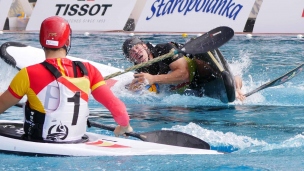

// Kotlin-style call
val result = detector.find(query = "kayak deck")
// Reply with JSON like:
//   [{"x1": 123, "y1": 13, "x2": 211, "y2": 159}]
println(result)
[{"x1": 0, "y1": 120, "x2": 222, "y2": 156}]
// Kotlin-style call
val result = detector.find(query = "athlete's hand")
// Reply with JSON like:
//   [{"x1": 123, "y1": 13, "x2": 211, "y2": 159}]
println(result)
[
  {"x1": 128, "y1": 73, "x2": 152, "y2": 92},
  {"x1": 235, "y1": 88, "x2": 246, "y2": 102},
  {"x1": 114, "y1": 124, "x2": 133, "y2": 137},
  {"x1": 234, "y1": 76, "x2": 245, "y2": 102},
  {"x1": 133, "y1": 72, "x2": 154, "y2": 85},
  {"x1": 127, "y1": 79, "x2": 146, "y2": 92}
]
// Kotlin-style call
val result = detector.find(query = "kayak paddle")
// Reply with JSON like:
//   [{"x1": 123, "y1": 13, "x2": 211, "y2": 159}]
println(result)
[
  {"x1": 245, "y1": 63, "x2": 304, "y2": 97},
  {"x1": 104, "y1": 26, "x2": 234, "y2": 80},
  {"x1": 89, "y1": 121, "x2": 210, "y2": 150}
]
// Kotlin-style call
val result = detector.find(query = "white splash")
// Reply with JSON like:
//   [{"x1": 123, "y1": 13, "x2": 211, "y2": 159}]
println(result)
[
  {"x1": 167, "y1": 122, "x2": 267, "y2": 149},
  {"x1": 250, "y1": 134, "x2": 304, "y2": 153}
]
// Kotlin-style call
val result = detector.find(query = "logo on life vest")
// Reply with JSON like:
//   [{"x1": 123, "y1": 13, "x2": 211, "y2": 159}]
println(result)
[{"x1": 46, "y1": 122, "x2": 69, "y2": 141}]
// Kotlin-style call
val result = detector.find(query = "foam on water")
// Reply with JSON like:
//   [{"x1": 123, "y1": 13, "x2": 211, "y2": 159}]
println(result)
[
  {"x1": 167, "y1": 122, "x2": 267, "y2": 153},
  {"x1": 167, "y1": 123, "x2": 304, "y2": 154},
  {"x1": 250, "y1": 134, "x2": 304, "y2": 153}
]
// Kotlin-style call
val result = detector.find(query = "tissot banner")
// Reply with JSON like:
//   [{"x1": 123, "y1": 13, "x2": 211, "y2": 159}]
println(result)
[
  {"x1": 26, "y1": 0, "x2": 137, "y2": 31},
  {"x1": 0, "y1": 0, "x2": 13, "y2": 30},
  {"x1": 135, "y1": 0, "x2": 256, "y2": 33},
  {"x1": 253, "y1": 0, "x2": 304, "y2": 33}
]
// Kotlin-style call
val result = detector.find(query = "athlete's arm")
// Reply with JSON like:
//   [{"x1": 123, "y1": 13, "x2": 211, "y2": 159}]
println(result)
[
  {"x1": 86, "y1": 63, "x2": 130, "y2": 127},
  {"x1": 0, "y1": 90, "x2": 20, "y2": 113},
  {"x1": 0, "y1": 69, "x2": 29, "y2": 113},
  {"x1": 133, "y1": 57, "x2": 190, "y2": 85},
  {"x1": 235, "y1": 75, "x2": 245, "y2": 101},
  {"x1": 92, "y1": 86, "x2": 130, "y2": 126},
  {"x1": 86, "y1": 62, "x2": 131, "y2": 128},
  {"x1": 92, "y1": 86, "x2": 133, "y2": 136}
]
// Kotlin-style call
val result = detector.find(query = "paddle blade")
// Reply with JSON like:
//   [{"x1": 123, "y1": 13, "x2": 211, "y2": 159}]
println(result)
[
  {"x1": 181, "y1": 26, "x2": 234, "y2": 55},
  {"x1": 245, "y1": 63, "x2": 304, "y2": 97},
  {"x1": 140, "y1": 130, "x2": 210, "y2": 150},
  {"x1": 89, "y1": 121, "x2": 210, "y2": 149}
]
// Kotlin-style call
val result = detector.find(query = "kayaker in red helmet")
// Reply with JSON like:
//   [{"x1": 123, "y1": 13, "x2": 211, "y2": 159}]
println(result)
[{"x1": 0, "y1": 16, "x2": 133, "y2": 142}]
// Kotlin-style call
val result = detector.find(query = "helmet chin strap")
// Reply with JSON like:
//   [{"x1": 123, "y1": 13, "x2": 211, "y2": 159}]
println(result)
[
  {"x1": 64, "y1": 45, "x2": 71, "y2": 55},
  {"x1": 65, "y1": 35, "x2": 71, "y2": 55}
]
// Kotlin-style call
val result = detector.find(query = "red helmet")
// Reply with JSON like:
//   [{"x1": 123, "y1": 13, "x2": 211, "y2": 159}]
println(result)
[{"x1": 39, "y1": 16, "x2": 71, "y2": 50}]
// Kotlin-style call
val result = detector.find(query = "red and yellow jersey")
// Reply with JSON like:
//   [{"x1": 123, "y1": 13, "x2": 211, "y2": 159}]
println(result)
[{"x1": 8, "y1": 58, "x2": 106, "y2": 113}]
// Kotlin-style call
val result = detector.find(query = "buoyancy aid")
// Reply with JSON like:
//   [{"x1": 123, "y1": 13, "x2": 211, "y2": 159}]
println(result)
[{"x1": 24, "y1": 61, "x2": 90, "y2": 142}]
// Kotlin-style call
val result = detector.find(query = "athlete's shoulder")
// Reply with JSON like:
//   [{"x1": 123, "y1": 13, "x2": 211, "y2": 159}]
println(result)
[
  {"x1": 15, "y1": 67, "x2": 29, "y2": 77},
  {"x1": 146, "y1": 42, "x2": 174, "y2": 51},
  {"x1": 81, "y1": 61, "x2": 99, "y2": 72},
  {"x1": 25, "y1": 63, "x2": 46, "y2": 73},
  {"x1": 80, "y1": 61, "x2": 103, "y2": 80},
  {"x1": 151, "y1": 42, "x2": 176, "y2": 57},
  {"x1": 155, "y1": 42, "x2": 176, "y2": 49}
]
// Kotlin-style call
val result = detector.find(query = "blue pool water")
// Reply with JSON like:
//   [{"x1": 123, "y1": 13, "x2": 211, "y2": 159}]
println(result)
[{"x1": 0, "y1": 32, "x2": 304, "y2": 170}]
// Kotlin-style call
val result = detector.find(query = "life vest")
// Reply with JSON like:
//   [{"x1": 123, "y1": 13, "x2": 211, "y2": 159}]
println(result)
[{"x1": 24, "y1": 61, "x2": 90, "y2": 142}]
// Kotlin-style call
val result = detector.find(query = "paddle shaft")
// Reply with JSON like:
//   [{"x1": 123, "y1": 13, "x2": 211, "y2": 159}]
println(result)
[
  {"x1": 104, "y1": 49, "x2": 176, "y2": 80},
  {"x1": 89, "y1": 121, "x2": 147, "y2": 141},
  {"x1": 245, "y1": 63, "x2": 304, "y2": 97}
]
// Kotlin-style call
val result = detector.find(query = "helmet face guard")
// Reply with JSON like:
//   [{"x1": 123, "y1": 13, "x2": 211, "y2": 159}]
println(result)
[
  {"x1": 122, "y1": 37, "x2": 143, "y2": 59},
  {"x1": 39, "y1": 16, "x2": 72, "y2": 54}
]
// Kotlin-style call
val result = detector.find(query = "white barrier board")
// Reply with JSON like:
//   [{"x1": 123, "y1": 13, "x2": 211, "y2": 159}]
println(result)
[
  {"x1": 0, "y1": 0, "x2": 13, "y2": 30},
  {"x1": 253, "y1": 0, "x2": 304, "y2": 33},
  {"x1": 26, "y1": 0, "x2": 137, "y2": 31},
  {"x1": 135, "y1": 0, "x2": 256, "y2": 33}
]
